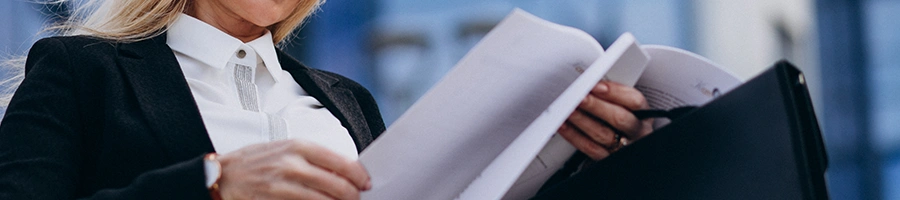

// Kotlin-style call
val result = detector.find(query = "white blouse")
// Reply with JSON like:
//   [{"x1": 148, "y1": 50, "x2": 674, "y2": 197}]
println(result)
[{"x1": 165, "y1": 14, "x2": 358, "y2": 160}]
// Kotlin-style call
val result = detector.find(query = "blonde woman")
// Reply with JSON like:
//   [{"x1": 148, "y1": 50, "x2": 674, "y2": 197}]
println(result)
[{"x1": 0, "y1": 0, "x2": 652, "y2": 199}]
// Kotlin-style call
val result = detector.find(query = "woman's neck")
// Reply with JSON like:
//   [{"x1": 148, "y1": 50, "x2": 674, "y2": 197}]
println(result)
[{"x1": 185, "y1": 1, "x2": 267, "y2": 43}]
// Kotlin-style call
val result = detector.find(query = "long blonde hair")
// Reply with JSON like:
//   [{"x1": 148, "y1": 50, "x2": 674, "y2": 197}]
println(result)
[{"x1": 0, "y1": 0, "x2": 323, "y2": 107}]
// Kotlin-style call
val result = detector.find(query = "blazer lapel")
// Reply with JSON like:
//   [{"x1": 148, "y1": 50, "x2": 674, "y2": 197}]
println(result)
[
  {"x1": 276, "y1": 50, "x2": 374, "y2": 152},
  {"x1": 116, "y1": 35, "x2": 214, "y2": 161}
]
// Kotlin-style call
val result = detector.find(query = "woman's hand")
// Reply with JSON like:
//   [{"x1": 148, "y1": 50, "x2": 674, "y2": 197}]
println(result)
[
  {"x1": 558, "y1": 81, "x2": 654, "y2": 160},
  {"x1": 216, "y1": 140, "x2": 371, "y2": 200}
]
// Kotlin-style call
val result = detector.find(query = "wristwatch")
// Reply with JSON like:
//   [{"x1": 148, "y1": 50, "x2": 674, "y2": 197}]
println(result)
[{"x1": 204, "y1": 153, "x2": 223, "y2": 200}]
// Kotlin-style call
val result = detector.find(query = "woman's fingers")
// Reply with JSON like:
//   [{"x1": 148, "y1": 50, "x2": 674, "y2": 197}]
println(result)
[
  {"x1": 267, "y1": 181, "x2": 336, "y2": 200},
  {"x1": 577, "y1": 91, "x2": 645, "y2": 140},
  {"x1": 560, "y1": 80, "x2": 654, "y2": 160},
  {"x1": 590, "y1": 81, "x2": 648, "y2": 111},
  {"x1": 282, "y1": 157, "x2": 361, "y2": 200},
  {"x1": 558, "y1": 122, "x2": 611, "y2": 160},
  {"x1": 290, "y1": 140, "x2": 372, "y2": 190},
  {"x1": 566, "y1": 110, "x2": 619, "y2": 148},
  {"x1": 217, "y1": 140, "x2": 372, "y2": 200}
]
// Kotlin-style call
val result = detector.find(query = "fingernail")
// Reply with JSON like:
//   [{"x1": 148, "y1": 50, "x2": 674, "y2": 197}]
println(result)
[
  {"x1": 595, "y1": 83, "x2": 609, "y2": 93},
  {"x1": 365, "y1": 181, "x2": 373, "y2": 190}
]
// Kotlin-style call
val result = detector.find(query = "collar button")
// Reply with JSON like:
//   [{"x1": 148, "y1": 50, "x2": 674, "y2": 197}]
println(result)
[{"x1": 236, "y1": 49, "x2": 247, "y2": 59}]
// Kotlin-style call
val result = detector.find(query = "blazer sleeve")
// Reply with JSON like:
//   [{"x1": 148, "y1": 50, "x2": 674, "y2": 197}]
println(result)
[{"x1": 0, "y1": 38, "x2": 212, "y2": 200}]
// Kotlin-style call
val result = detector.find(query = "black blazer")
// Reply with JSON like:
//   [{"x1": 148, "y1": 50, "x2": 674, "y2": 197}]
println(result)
[{"x1": 0, "y1": 35, "x2": 385, "y2": 199}]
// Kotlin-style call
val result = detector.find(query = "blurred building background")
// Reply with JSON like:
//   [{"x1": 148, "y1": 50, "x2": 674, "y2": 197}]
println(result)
[{"x1": 1, "y1": 0, "x2": 898, "y2": 199}]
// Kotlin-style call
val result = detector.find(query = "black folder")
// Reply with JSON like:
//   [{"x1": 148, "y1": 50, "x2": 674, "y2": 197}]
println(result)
[{"x1": 533, "y1": 61, "x2": 829, "y2": 199}]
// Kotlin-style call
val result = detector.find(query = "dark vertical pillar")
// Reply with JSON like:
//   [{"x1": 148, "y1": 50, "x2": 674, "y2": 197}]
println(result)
[{"x1": 815, "y1": 0, "x2": 879, "y2": 199}]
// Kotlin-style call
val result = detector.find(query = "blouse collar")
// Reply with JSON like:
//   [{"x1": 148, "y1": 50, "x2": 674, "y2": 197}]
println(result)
[{"x1": 166, "y1": 13, "x2": 284, "y2": 82}]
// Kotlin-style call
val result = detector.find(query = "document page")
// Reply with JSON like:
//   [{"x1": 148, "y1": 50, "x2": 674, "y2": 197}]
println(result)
[
  {"x1": 487, "y1": 33, "x2": 650, "y2": 200},
  {"x1": 635, "y1": 45, "x2": 743, "y2": 128},
  {"x1": 358, "y1": 9, "x2": 604, "y2": 200}
]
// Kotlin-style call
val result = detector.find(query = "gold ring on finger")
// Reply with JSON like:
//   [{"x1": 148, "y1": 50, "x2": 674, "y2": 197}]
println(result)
[{"x1": 610, "y1": 134, "x2": 623, "y2": 152}]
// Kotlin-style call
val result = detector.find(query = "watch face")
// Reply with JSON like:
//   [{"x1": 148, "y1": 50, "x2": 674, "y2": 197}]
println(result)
[{"x1": 204, "y1": 154, "x2": 222, "y2": 188}]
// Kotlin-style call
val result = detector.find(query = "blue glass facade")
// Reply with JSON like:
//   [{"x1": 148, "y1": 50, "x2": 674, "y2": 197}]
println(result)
[
  {"x1": 2, "y1": 0, "x2": 899, "y2": 199},
  {"x1": 864, "y1": 0, "x2": 900, "y2": 199},
  {"x1": 0, "y1": 1, "x2": 47, "y2": 56}
]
